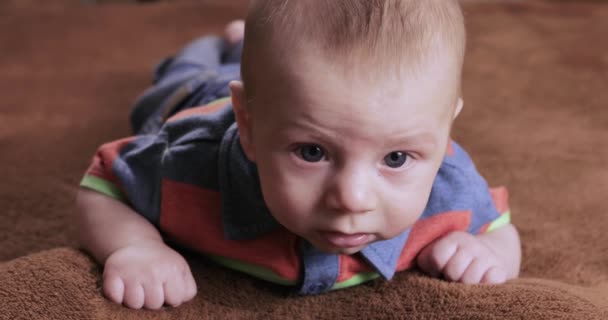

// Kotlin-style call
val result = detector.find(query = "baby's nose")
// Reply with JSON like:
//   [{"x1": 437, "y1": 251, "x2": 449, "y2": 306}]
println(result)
[{"x1": 324, "y1": 168, "x2": 376, "y2": 214}]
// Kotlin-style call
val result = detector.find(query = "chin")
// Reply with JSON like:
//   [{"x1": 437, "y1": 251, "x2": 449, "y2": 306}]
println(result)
[
  {"x1": 336, "y1": 246, "x2": 366, "y2": 255},
  {"x1": 312, "y1": 242, "x2": 367, "y2": 255}
]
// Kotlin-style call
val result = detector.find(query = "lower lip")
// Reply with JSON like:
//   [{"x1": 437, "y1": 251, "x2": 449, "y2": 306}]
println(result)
[{"x1": 321, "y1": 232, "x2": 371, "y2": 248}]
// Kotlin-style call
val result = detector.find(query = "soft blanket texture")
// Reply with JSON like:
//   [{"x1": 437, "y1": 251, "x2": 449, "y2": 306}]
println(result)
[{"x1": 0, "y1": 0, "x2": 607, "y2": 319}]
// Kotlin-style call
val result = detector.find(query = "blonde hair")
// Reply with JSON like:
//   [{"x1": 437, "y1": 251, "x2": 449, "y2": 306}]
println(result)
[{"x1": 242, "y1": 0, "x2": 466, "y2": 99}]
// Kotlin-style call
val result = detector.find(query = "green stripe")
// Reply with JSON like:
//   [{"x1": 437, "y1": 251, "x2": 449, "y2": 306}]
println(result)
[
  {"x1": 205, "y1": 254, "x2": 297, "y2": 286},
  {"x1": 209, "y1": 96, "x2": 231, "y2": 105},
  {"x1": 332, "y1": 272, "x2": 381, "y2": 290},
  {"x1": 80, "y1": 175, "x2": 127, "y2": 202},
  {"x1": 205, "y1": 254, "x2": 382, "y2": 290},
  {"x1": 487, "y1": 210, "x2": 511, "y2": 232}
]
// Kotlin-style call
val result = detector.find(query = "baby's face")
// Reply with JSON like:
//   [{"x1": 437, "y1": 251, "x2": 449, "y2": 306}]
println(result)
[{"x1": 234, "y1": 53, "x2": 461, "y2": 254}]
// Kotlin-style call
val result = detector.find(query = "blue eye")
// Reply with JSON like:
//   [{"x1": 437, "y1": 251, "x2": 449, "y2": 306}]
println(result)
[
  {"x1": 297, "y1": 145, "x2": 326, "y2": 162},
  {"x1": 384, "y1": 151, "x2": 408, "y2": 168}
]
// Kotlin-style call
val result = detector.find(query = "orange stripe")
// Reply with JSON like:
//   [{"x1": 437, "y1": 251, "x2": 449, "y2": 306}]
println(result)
[
  {"x1": 167, "y1": 99, "x2": 231, "y2": 123},
  {"x1": 396, "y1": 210, "x2": 471, "y2": 271},
  {"x1": 489, "y1": 186, "x2": 509, "y2": 214}
]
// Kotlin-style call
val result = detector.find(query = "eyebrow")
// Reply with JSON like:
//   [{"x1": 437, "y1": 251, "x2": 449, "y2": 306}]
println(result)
[
  {"x1": 385, "y1": 131, "x2": 438, "y2": 149},
  {"x1": 280, "y1": 117, "x2": 439, "y2": 150},
  {"x1": 279, "y1": 118, "x2": 334, "y2": 141}
]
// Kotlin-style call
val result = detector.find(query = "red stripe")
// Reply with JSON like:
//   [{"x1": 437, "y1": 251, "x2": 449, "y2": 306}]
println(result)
[
  {"x1": 446, "y1": 139, "x2": 455, "y2": 156},
  {"x1": 337, "y1": 254, "x2": 373, "y2": 282},
  {"x1": 159, "y1": 180, "x2": 301, "y2": 281},
  {"x1": 396, "y1": 210, "x2": 471, "y2": 271},
  {"x1": 85, "y1": 137, "x2": 137, "y2": 195}
]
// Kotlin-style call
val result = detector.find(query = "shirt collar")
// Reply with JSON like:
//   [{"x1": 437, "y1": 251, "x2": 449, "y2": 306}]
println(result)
[
  {"x1": 218, "y1": 123, "x2": 280, "y2": 240},
  {"x1": 359, "y1": 229, "x2": 410, "y2": 280}
]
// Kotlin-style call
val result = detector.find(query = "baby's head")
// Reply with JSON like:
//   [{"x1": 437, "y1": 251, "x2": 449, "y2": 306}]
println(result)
[{"x1": 230, "y1": 0, "x2": 466, "y2": 254}]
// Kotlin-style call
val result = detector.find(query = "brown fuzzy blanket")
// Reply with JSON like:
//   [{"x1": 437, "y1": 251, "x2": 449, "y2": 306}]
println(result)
[{"x1": 1, "y1": 0, "x2": 607, "y2": 319}]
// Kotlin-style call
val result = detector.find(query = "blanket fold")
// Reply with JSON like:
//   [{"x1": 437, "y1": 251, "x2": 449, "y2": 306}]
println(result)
[
  {"x1": 1, "y1": 0, "x2": 607, "y2": 318},
  {"x1": 0, "y1": 248, "x2": 606, "y2": 320}
]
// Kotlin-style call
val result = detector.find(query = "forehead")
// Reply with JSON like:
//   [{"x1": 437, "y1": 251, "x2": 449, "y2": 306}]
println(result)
[{"x1": 251, "y1": 51, "x2": 459, "y2": 136}]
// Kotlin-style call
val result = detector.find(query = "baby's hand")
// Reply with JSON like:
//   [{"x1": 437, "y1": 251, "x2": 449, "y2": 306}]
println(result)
[
  {"x1": 102, "y1": 241, "x2": 197, "y2": 309},
  {"x1": 416, "y1": 231, "x2": 508, "y2": 284}
]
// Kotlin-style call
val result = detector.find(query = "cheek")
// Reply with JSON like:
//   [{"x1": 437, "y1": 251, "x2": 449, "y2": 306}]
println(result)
[
  {"x1": 380, "y1": 165, "x2": 438, "y2": 235},
  {"x1": 381, "y1": 195, "x2": 426, "y2": 237},
  {"x1": 255, "y1": 154, "x2": 323, "y2": 228}
]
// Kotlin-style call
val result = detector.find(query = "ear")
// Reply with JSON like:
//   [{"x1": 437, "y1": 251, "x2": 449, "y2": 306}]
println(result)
[
  {"x1": 229, "y1": 80, "x2": 256, "y2": 162},
  {"x1": 453, "y1": 97, "x2": 464, "y2": 120}
]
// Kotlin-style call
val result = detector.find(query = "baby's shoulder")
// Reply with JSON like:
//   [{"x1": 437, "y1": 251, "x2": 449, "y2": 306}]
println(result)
[
  {"x1": 441, "y1": 140, "x2": 476, "y2": 170},
  {"x1": 423, "y1": 140, "x2": 492, "y2": 215},
  {"x1": 159, "y1": 97, "x2": 235, "y2": 146},
  {"x1": 435, "y1": 140, "x2": 486, "y2": 189}
]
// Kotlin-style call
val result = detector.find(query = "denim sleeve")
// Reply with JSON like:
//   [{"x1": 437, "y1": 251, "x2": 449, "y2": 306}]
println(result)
[
  {"x1": 130, "y1": 36, "x2": 241, "y2": 135},
  {"x1": 79, "y1": 132, "x2": 169, "y2": 225},
  {"x1": 421, "y1": 141, "x2": 503, "y2": 234},
  {"x1": 81, "y1": 103, "x2": 235, "y2": 226}
]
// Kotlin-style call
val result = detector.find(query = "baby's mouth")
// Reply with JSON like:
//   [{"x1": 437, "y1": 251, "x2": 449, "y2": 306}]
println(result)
[{"x1": 320, "y1": 231, "x2": 372, "y2": 248}]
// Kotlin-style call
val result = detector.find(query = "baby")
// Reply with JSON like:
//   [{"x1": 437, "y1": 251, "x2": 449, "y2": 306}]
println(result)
[{"x1": 76, "y1": 0, "x2": 521, "y2": 310}]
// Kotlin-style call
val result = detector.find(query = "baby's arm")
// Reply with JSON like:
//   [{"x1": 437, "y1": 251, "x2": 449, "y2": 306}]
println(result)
[
  {"x1": 415, "y1": 141, "x2": 521, "y2": 284},
  {"x1": 416, "y1": 224, "x2": 521, "y2": 284},
  {"x1": 76, "y1": 188, "x2": 197, "y2": 309}
]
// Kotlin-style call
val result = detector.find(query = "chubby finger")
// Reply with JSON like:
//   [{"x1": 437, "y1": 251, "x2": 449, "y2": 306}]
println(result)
[
  {"x1": 481, "y1": 266, "x2": 507, "y2": 284},
  {"x1": 459, "y1": 258, "x2": 489, "y2": 284},
  {"x1": 103, "y1": 273, "x2": 125, "y2": 304},
  {"x1": 123, "y1": 280, "x2": 145, "y2": 309},
  {"x1": 184, "y1": 271, "x2": 198, "y2": 301},
  {"x1": 163, "y1": 279, "x2": 184, "y2": 307},
  {"x1": 442, "y1": 248, "x2": 474, "y2": 282},
  {"x1": 142, "y1": 281, "x2": 165, "y2": 310},
  {"x1": 416, "y1": 239, "x2": 458, "y2": 277}
]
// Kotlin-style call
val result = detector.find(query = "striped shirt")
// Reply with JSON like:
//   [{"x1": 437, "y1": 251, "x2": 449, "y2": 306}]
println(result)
[{"x1": 81, "y1": 98, "x2": 510, "y2": 295}]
